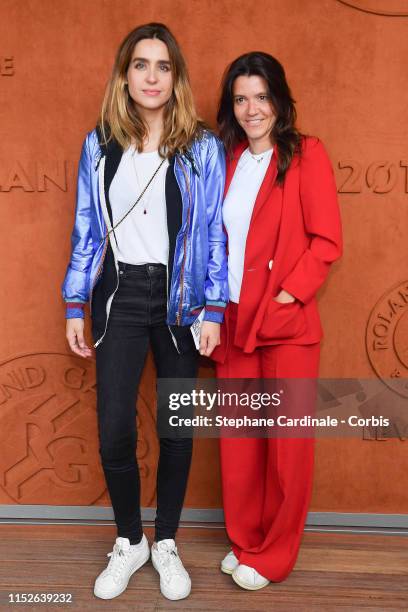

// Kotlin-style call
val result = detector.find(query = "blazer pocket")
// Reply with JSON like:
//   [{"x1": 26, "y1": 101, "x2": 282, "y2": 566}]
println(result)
[{"x1": 257, "y1": 299, "x2": 307, "y2": 341}]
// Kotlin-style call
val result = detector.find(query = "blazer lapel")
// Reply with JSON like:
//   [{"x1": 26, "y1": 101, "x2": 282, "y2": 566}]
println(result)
[{"x1": 250, "y1": 150, "x2": 278, "y2": 224}]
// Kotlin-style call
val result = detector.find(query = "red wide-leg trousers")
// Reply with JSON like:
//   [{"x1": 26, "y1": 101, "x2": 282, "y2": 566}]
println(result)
[{"x1": 216, "y1": 304, "x2": 320, "y2": 582}]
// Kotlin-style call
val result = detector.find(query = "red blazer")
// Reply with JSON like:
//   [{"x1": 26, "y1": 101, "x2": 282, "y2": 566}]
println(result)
[{"x1": 212, "y1": 136, "x2": 342, "y2": 363}]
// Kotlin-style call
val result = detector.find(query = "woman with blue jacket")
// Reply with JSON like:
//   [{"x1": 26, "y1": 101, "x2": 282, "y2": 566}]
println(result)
[{"x1": 62, "y1": 23, "x2": 227, "y2": 602}]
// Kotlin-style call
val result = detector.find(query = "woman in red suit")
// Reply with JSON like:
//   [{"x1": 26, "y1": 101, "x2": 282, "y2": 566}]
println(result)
[{"x1": 213, "y1": 52, "x2": 342, "y2": 589}]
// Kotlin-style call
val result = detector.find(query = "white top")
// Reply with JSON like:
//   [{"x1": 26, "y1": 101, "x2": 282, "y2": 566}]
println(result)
[
  {"x1": 223, "y1": 147, "x2": 273, "y2": 303},
  {"x1": 109, "y1": 146, "x2": 170, "y2": 265}
]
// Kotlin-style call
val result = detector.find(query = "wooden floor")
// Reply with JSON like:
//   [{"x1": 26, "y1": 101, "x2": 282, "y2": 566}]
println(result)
[{"x1": 0, "y1": 524, "x2": 407, "y2": 611}]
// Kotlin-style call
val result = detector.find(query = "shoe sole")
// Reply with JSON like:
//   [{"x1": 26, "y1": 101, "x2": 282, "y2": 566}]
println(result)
[
  {"x1": 94, "y1": 547, "x2": 150, "y2": 600},
  {"x1": 220, "y1": 564, "x2": 236, "y2": 575},
  {"x1": 232, "y1": 571, "x2": 270, "y2": 591},
  {"x1": 151, "y1": 555, "x2": 191, "y2": 601}
]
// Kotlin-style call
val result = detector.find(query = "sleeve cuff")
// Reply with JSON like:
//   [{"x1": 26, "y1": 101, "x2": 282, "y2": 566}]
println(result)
[
  {"x1": 66, "y1": 302, "x2": 85, "y2": 319},
  {"x1": 203, "y1": 302, "x2": 226, "y2": 324}
]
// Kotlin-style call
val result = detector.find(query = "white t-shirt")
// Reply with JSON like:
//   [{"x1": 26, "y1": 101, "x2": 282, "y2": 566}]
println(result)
[
  {"x1": 223, "y1": 147, "x2": 273, "y2": 303},
  {"x1": 109, "y1": 146, "x2": 169, "y2": 265}
]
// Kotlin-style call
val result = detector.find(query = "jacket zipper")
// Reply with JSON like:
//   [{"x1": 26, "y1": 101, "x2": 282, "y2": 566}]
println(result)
[
  {"x1": 166, "y1": 262, "x2": 180, "y2": 354},
  {"x1": 176, "y1": 157, "x2": 193, "y2": 325},
  {"x1": 93, "y1": 156, "x2": 120, "y2": 348},
  {"x1": 89, "y1": 151, "x2": 107, "y2": 314},
  {"x1": 89, "y1": 234, "x2": 108, "y2": 314}
]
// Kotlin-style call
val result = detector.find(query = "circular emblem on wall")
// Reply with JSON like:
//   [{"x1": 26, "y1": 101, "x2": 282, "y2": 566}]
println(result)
[
  {"x1": 337, "y1": 1, "x2": 408, "y2": 16},
  {"x1": 0, "y1": 353, "x2": 158, "y2": 505},
  {"x1": 366, "y1": 281, "x2": 408, "y2": 397}
]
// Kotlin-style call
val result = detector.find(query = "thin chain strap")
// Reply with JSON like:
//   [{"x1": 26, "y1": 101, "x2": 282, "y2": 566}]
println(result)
[{"x1": 103, "y1": 158, "x2": 166, "y2": 241}]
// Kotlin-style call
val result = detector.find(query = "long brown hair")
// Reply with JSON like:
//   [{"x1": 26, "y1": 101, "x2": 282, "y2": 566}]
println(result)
[
  {"x1": 100, "y1": 23, "x2": 203, "y2": 156},
  {"x1": 217, "y1": 52, "x2": 302, "y2": 183}
]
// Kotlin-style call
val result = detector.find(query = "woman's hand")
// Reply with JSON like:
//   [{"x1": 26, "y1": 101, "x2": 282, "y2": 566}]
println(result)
[
  {"x1": 66, "y1": 318, "x2": 93, "y2": 358},
  {"x1": 199, "y1": 321, "x2": 221, "y2": 357},
  {"x1": 273, "y1": 289, "x2": 296, "y2": 304}
]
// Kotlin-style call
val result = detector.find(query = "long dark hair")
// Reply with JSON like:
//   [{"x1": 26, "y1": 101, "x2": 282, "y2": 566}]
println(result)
[{"x1": 217, "y1": 52, "x2": 302, "y2": 183}]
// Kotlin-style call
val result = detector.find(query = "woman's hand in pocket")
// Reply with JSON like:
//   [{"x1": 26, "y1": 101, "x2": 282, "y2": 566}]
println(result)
[
  {"x1": 258, "y1": 289, "x2": 305, "y2": 340},
  {"x1": 273, "y1": 289, "x2": 296, "y2": 304}
]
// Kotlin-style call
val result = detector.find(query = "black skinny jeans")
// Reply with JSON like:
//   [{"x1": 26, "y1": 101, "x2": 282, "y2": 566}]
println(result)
[{"x1": 94, "y1": 262, "x2": 198, "y2": 544}]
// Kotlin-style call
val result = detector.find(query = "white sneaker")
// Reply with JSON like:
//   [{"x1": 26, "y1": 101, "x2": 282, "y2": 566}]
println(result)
[
  {"x1": 94, "y1": 535, "x2": 150, "y2": 599},
  {"x1": 232, "y1": 564, "x2": 270, "y2": 590},
  {"x1": 221, "y1": 550, "x2": 239, "y2": 574},
  {"x1": 151, "y1": 539, "x2": 191, "y2": 600}
]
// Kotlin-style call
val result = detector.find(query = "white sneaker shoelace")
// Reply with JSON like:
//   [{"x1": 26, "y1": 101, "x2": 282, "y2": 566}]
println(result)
[
  {"x1": 155, "y1": 541, "x2": 185, "y2": 583},
  {"x1": 105, "y1": 541, "x2": 132, "y2": 583}
]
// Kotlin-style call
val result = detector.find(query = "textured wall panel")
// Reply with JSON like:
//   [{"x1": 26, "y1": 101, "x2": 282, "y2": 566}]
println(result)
[{"x1": 0, "y1": 0, "x2": 406, "y2": 513}]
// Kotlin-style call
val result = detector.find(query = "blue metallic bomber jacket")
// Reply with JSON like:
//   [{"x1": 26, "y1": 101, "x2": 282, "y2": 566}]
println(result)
[{"x1": 62, "y1": 128, "x2": 228, "y2": 345}]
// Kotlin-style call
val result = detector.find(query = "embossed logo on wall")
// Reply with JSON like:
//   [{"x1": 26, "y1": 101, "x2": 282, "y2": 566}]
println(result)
[
  {"x1": 0, "y1": 353, "x2": 158, "y2": 505},
  {"x1": 366, "y1": 281, "x2": 408, "y2": 397},
  {"x1": 0, "y1": 56, "x2": 14, "y2": 76},
  {"x1": 337, "y1": 1, "x2": 408, "y2": 17},
  {"x1": 338, "y1": 160, "x2": 408, "y2": 193},
  {"x1": 0, "y1": 162, "x2": 68, "y2": 192}
]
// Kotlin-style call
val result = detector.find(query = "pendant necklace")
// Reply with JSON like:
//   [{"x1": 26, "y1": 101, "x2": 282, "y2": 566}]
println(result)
[
  {"x1": 249, "y1": 152, "x2": 265, "y2": 164},
  {"x1": 132, "y1": 149, "x2": 164, "y2": 215},
  {"x1": 249, "y1": 148, "x2": 272, "y2": 164},
  {"x1": 250, "y1": 152, "x2": 265, "y2": 164}
]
